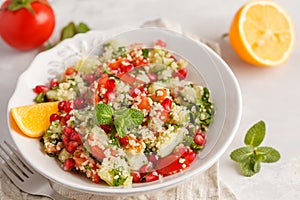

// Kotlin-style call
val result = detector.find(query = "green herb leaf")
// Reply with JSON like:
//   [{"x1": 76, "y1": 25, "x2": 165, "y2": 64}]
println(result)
[
  {"x1": 76, "y1": 22, "x2": 90, "y2": 33},
  {"x1": 253, "y1": 160, "x2": 261, "y2": 173},
  {"x1": 60, "y1": 22, "x2": 77, "y2": 41},
  {"x1": 240, "y1": 155, "x2": 256, "y2": 177},
  {"x1": 114, "y1": 108, "x2": 144, "y2": 137},
  {"x1": 230, "y1": 120, "x2": 281, "y2": 177},
  {"x1": 230, "y1": 146, "x2": 254, "y2": 163},
  {"x1": 94, "y1": 103, "x2": 114, "y2": 125},
  {"x1": 142, "y1": 49, "x2": 149, "y2": 58},
  {"x1": 244, "y1": 120, "x2": 266, "y2": 147},
  {"x1": 256, "y1": 146, "x2": 281, "y2": 163}
]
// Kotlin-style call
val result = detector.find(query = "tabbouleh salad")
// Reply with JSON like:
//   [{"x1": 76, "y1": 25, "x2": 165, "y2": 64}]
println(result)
[{"x1": 34, "y1": 39, "x2": 214, "y2": 186}]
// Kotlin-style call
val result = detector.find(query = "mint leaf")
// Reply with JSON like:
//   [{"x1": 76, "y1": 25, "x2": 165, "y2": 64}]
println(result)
[
  {"x1": 95, "y1": 104, "x2": 114, "y2": 125},
  {"x1": 230, "y1": 146, "x2": 254, "y2": 162},
  {"x1": 244, "y1": 120, "x2": 265, "y2": 147},
  {"x1": 256, "y1": 146, "x2": 281, "y2": 163},
  {"x1": 230, "y1": 120, "x2": 281, "y2": 177},
  {"x1": 253, "y1": 160, "x2": 261, "y2": 173},
  {"x1": 240, "y1": 155, "x2": 256, "y2": 177},
  {"x1": 114, "y1": 108, "x2": 144, "y2": 137}
]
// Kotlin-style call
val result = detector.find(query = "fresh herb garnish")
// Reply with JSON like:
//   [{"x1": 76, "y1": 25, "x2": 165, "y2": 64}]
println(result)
[
  {"x1": 44, "y1": 22, "x2": 90, "y2": 50},
  {"x1": 230, "y1": 120, "x2": 280, "y2": 177},
  {"x1": 142, "y1": 48, "x2": 149, "y2": 58},
  {"x1": 94, "y1": 104, "x2": 144, "y2": 137},
  {"x1": 95, "y1": 103, "x2": 114, "y2": 125}
]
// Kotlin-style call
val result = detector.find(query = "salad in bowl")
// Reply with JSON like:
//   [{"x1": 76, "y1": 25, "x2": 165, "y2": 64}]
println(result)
[{"x1": 37, "y1": 39, "x2": 214, "y2": 186}]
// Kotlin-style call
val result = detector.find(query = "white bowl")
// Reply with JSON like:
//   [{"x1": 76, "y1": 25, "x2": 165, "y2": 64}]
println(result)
[{"x1": 7, "y1": 28, "x2": 242, "y2": 195}]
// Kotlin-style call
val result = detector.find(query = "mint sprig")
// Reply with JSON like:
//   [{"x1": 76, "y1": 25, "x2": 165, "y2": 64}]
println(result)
[
  {"x1": 94, "y1": 103, "x2": 144, "y2": 137},
  {"x1": 230, "y1": 120, "x2": 280, "y2": 177}
]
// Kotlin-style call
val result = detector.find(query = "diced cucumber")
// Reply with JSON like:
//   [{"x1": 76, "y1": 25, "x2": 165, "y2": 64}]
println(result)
[
  {"x1": 46, "y1": 90, "x2": 58, "y2": 101},
  {"x1": 58, "y1": 148, "x2": 71, "y2": 163},
  {"x1": 126, "y1": 151, "x2": 148, "y2": 171},
  {"x1": 157, "y1": 127, "x2": 187, "y2": 157}
]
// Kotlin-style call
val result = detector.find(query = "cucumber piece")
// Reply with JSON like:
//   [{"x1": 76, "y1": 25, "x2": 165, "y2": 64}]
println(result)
[
  {"x1": 157, "y1": 127, "x2": 187, "y2": 157},
  {"x1": 58, "y1": 148, "x2": 71, "y2": 163}
]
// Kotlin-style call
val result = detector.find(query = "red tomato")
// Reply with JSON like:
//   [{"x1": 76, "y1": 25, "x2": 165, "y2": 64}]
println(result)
[{"x1": 0, "y1": 0, "x2": 55, "y2": 50}]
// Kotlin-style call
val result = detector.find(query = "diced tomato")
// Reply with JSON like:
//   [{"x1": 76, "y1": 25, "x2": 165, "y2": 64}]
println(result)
[
  {"x1": 137, "y1": 95, "x2": 151, "y2": 111},
  {"x1": 139, "y1": 163, "x2": 153, "y2": 177},
  {"x1": 94, "y1": 75, "x2": 109, "y2": 104},
  {"x1": 151, "y1": 88, "x2": 168, "y2": 102},
  {"x1": 65, "y1": 67, "x2": 77, "y2": 76},
  {"x1": 156, "y1": 152, "x2": 188, "y2": 176}
]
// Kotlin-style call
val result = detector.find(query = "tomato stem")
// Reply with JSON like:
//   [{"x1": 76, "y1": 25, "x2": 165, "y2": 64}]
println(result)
[{"x1": 7, "y1": 0, "x2": 37, "y2": 14}]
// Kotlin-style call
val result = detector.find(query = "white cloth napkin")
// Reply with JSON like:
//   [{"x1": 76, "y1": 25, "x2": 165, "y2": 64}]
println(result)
[{"x1": 0, "y1": 19, "x2": 237, "y2": 200}]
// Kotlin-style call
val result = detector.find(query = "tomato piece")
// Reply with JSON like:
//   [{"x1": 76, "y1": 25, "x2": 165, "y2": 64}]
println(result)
[
  {"x1": 156, "y1": 153, "x2": 188, "y2": 176},
  {"x1": 65, "y1": 67, "x2": 77, "y2": 76},
  {"x1": 137, "y1": 95, "x2": 151, "y2": 111},
  {"x1": 94, "y1": 75, "x2": 109, "y2": 103},
  {"x1": 151, "y1": 88, "x2": 168, "y2": 102},
  {"x1": 0, "y1": 0, "x2": 55, "y2": 50}
]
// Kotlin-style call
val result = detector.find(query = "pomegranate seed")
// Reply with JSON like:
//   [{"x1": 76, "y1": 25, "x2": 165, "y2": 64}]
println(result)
[
  {"x1": 139, "y1": 163, "x2": 153, "y2": 176},
  {"x1": 64, "y1": 114, "x2": 73, "y2": 122},
  {"x1": 161, "y1": 98, "x2": 172, "y2": 112},
  {"x1": 148, "y1": 153, "x2": 159, "y2": 165},
  {"x1": 50, "y1": 79, "x2": 59, "y2": 89},
  {"x1": 33, "y1": 85, "x2": 48, "y2": 94},
  {"x1": 144, "y1": 171, "x2": 159, "y2": 182},
  {"x1": 70, "y1": 131, "x2": 82, "y2": 144},
  {"x1": 64, "y1": 101, "x2": 73, "y2": 113},
  {"x1": 100, "y1": 124, "x2": 112, "y2": 133},
  {"x1": 65, "y1": 141, "x2": 78, "y2": 153},
  {"x1": 58, "y1": 100, "x2": 67, "y2": 111},
  {"x1": 63, "y1": 158, "x2": 76, "y2": 171},
  {"x1": 50, "y1": 114, "x2": 60, "y2": 123},
  {"x1": 63, "y1": 127, "x2": 75, "y2": 137},
  {"x1": 170, "y1": 55, "x2": 177, "y2": 62},
  {"x1": 194, "y1": 133, "x2": 206, "y2": 146},
  {"x1": 118, "y1": 135, "x2": 129, "y2": 146},
  {"x1": 132, "y1": 171, "x2": 141, "y2": 183},
  {"x1": 74, "y1": 97, "x2": 85, "y2": 109},
  {"x1": 62, "y1": 134, "x2": 70, "y2": 146},
  {"x1": 178, "y1": 68, "x2": 187, "y2": 79},
  {"x1": 86, "y1": 74, "x2": 95, "y2": 85}
]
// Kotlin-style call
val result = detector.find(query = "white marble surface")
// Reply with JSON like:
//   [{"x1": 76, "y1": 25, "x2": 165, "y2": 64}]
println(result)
[{"x1": 0, "y1": 0, "x2": 299, "y2": 199}]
